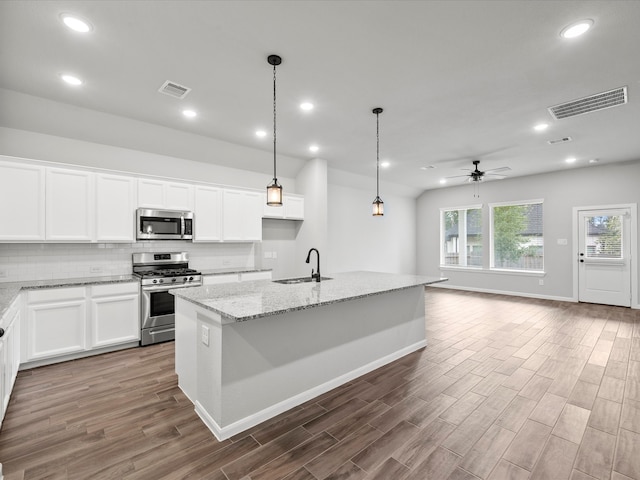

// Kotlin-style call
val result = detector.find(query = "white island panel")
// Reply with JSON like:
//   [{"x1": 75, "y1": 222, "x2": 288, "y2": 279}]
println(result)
[{"x1": 173, "y1": 271, "x2": 446, "y2": 440}]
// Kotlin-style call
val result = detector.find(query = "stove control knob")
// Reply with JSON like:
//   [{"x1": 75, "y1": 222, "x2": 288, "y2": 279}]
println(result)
[
  {"x1": 159, "y1": 279, "x2": 164, "y2": 284},
  {"x1": 152, "y1": 279, "x2": 157, "y2": 284},
  {"x1": 171, "y1": 278, "x2": 177, "y2": 283},
  {"x1": 189, "y1": 276, "x2": 194, "y2": 281},
  {"x1": 183, "y1": 277, "x2": 188, "y2": 282}
]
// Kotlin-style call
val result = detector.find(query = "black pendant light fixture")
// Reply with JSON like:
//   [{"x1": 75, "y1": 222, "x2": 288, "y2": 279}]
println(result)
[
  {"x1": 266, "y1": 54, "x2": 283, "y2": 206},
  {"x1": 372, "y1": 107, "x2": 384, "y2": 216}
]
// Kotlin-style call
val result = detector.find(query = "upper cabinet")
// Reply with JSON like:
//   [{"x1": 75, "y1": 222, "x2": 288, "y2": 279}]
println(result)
[
  {"x1": 0, "y1": 160, "x2": 46, "y2": 241},
  {"x1": 263, "y1": 194, "x2": 305, "y2": 220},
  {"x1": 0, "y1": 157, "x2": 302, "y2": 244},
  {"x1": 95, "y1": 173, "x2": 137, "y2": 242},
  {"x1": 46, "y1": 168, "x2": 94, "y2": 242},
  {"x1": 223, "y1": 189, "x2": 262, "y2": 241},
  {"x1": 138, "y1": 178, "x2": 193, "y2": 210},
  {"x1": 194, "y1": 185, "x2": 222, "y2": 242}
]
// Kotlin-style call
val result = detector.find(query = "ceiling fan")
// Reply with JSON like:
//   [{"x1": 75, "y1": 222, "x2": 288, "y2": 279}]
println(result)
[{"x1": 446, "y1": 160, "x2": 511, "y2": 183}]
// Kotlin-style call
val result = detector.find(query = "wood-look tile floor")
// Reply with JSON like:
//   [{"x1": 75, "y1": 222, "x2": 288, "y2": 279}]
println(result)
[{"x1": 1, "y1": 288, "x2": 639, "y2": 480}]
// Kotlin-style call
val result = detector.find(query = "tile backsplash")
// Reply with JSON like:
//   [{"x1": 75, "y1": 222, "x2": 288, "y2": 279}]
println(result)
[{"x1": 0, "y1": 242, "x2": 255, "y2": 283}]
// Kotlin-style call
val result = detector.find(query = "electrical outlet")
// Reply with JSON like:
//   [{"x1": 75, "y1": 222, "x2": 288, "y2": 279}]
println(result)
[
  {"x1": 0, "y1": 269, "x2": 7, "y2": 278},
  {"x1": 264, "y1": 252, "x2": 273, "y2": 259},
  {"x1": 539, "y1": 279, "x2": 544, "y2": 286},
  {"x1": 201, "y1": 325, "x2": 209, "y2": 346},
  {"x1": 90, "y1": 266, "x2": 103, "y2": 274}
]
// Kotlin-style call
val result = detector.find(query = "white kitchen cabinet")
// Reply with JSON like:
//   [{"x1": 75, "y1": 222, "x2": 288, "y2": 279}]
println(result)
[
  {"x1": 138, "y1": 178, "x2": 194, "y2": 210},
  {"x1": 26, "y1": 287, "x2": 87, "y2": 361},
  {"x1": 0, "y1": 159, "x2": 46, "y2": 241},
  {"x1": 95, "y1": 173, "x2": 137, "y2": 242},
  {"x1": 284, "y1": 196, "x2": 305, "y2": 220},
  {"x1": 46, "y1": 168, "x2": 94, "y2": 241},
  {"x1": 23, "y1": 283, "x2": 140, "y2": 366},
  {"x1": 262, "y1": 194, "x2": 304, "y2": 220},
  {"x1": 89, "y1": 283, "x2": 139, "y2": 348},
  {"x1": 0, "y1": 295, "x2": 21, "y2": 427},
  {"x1": 223, "y1": 189, "x2": 262, "y2": 241},
  {"x1": 194, "y1": 185, "x2": 222, "y2": 242}
]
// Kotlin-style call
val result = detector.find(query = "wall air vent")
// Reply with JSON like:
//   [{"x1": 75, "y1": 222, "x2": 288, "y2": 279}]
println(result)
[
  {"x1": 548, "y1": 86, "x2": 627, "y2": 120},
  {"x1": 547, "y1": 136, "x2": 572, "y2": 145},
  {"x1": 158, "y1": 80, "x2": 191, "y2": 99}
]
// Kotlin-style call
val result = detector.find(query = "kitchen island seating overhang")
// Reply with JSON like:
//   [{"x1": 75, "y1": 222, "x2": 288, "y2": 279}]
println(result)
[{"x1": 172, "y1": 271, "x2": 446, "y2": 440}]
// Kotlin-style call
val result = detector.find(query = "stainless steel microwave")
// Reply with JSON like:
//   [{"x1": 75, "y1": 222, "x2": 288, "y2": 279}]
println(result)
[{"x1": 136, "y1": 209, "x2": 193, "y2": 240}]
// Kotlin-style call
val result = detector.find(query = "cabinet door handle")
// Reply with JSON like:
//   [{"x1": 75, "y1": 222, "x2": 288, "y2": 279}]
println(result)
[{"x1": 0, "y1": 328, "x2": 4, "y2": 338}]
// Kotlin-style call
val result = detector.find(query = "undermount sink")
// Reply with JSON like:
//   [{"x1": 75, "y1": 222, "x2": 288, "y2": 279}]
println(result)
[{"x1": 273, "y1": 276, "x2": 332, "y2": 285}]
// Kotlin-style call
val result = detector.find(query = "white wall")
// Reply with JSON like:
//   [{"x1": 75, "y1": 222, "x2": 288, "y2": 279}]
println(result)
[
  {"x1": 417, "y1": 160, "x2": 640, "y2": 305},
  {"x1": 327, "y1": 180, "x2": 418, "y2": 275}
]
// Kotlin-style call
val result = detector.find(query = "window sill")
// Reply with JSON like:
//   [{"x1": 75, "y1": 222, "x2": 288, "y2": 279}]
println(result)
[{"x1": 440, "y1": 266, "x2": 546, "y2": 277}]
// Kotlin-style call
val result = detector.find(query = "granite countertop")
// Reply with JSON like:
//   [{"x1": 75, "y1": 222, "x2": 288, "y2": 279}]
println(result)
[
  {"x1": 172, "y1": 271, "x2": 447, "y2": 322},
  {"x1": 200, "y1": 268, "x2": 272, "y2": 276},
  {"x1": 0, "y1": 275, "x2": 137, "y2": 319}
]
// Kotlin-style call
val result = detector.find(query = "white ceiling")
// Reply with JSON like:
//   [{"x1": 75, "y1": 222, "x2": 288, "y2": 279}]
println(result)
[{"x1": 1, "y1": 0, "x2": 640, "y2": 193}]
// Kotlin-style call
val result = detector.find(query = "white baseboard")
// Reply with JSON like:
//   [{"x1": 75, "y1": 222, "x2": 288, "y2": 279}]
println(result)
[
  {"x1": 195, "y1": 339, "x2": 427, "y2": 441},
  {"x1": 429, "y1": 282, "x2": 576, "y2": 303}
]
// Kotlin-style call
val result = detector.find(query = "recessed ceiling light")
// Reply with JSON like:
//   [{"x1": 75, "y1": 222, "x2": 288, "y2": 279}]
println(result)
[
  {"x1": 182, "y1": 109, "x2": 197, "y2": 118},
  {"x1": 300, "y1": 102, "x2": 314, "y2": 111},
  {"x1": 565, "y1": 157, "x2": 577, "y2": 164},
  {"x1": 589, "y1": 158, "x2": 599, "y2": 164},
  {"x1": 560, "y1": 19, "x2": 593, "y2": 39},
  {"x1": 380, "y1": 161, "x2": 390, "y2": 168},
  {"x1": 439, "y1": 179, "x2": 447, "y2": 185},
  {"x1": 61, "y1": 14, "x2": 92, "y2": 33},
  {"x1": 60, "y1": 74, "x2": 83, "y2": 86},
  {"x1": 255, "y1": 130, "x2": 267, "y2": 138},
  {"x1": 534, "y1": 123, "x2": 549, "y2": 131},
  {"x1": 309, "y1": 145, "x2": 319, "y2": 153}
]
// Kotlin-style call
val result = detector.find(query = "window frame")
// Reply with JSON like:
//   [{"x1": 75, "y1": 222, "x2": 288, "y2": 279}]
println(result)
[
  {"x1": 439, "y1": 203, "x2": 483, "y2": 269},
  {"x1": 489, "y1": 199, "x2": 544, "y2": 273}
]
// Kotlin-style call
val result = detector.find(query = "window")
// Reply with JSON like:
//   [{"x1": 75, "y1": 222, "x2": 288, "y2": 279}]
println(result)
[
  {"x1": 585, "y1": 215, "x2": 623, "y2": 258},
  {"x1": 490, "y1": 200, "x2": 543, "y2": 271},
  {"x1": 440, "y1": 205, "x2": 482, "y2": 267}
]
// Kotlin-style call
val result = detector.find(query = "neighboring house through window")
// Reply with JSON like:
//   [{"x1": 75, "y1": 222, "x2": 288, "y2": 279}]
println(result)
[{"x1": 440, "y1": 205, "x2": 482, "y2": 267}]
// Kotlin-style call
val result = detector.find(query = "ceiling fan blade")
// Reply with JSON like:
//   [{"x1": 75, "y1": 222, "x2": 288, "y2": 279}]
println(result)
[
  {"x1": 485, "y1": 173, "x2": 508, "y2": 179},
  {"x1": 484, "y1": 166, "x2": 511, "y2": 174},
  {"x1": 445, "y1": 174, "x2": 472, "y2": 179}
]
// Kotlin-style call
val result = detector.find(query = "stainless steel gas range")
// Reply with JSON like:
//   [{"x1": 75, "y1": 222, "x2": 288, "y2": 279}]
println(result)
[{"x1": 132, "y1": 252, "x2": 202, "y2": 346}]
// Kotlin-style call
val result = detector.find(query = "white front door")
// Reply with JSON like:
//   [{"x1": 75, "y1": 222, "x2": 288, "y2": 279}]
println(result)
[{"x1": 578, "y1": 208, "x2": 631, "y2": 307}]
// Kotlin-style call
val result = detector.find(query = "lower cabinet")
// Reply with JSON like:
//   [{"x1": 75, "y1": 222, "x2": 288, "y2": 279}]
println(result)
[
  {"x1": 24, "y1": 282, "x2": 139, "y2": 365},
  {"x1": 1, "y1": 295, "x2": 21, "y2": 427},
  {"x1": 90, "y1": 283, "x2": 140, "y2": 349},
  {"x1": 26, "y1": 287, "x2": 87, "y2": 360}
]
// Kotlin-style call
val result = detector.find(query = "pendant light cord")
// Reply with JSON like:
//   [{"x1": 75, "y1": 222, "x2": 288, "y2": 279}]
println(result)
[
  {"x1": 272, "y1": 63, "x2": 277, "y2": 181},
  {"x1": 376, "y1": 110, "x2": 380, "y2": 198}
]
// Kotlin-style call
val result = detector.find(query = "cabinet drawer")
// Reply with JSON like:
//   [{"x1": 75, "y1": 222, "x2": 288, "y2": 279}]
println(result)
[
  {"x1": 91, "y1": 282, "x2": 139, "y2": 297},
  {"x1": 28, "y1": 286, "x2": 86, "y2": 303}
]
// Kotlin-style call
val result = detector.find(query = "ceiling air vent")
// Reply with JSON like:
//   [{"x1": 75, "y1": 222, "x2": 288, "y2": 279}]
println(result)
[
  {"x1": 547, "y1": 136, "x2": 572, "y2": 145},
  {"x1": 548, "y1": 86, "x2": 627, "y2": 120},
  {"x1": 158, "y1": 80, "x2": 191, "y2": 99}
]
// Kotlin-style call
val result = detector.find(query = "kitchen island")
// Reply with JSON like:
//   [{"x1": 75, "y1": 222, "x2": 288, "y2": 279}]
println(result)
[{"x1": 172, "y1": 271, "x2": 446, "y2": 440}]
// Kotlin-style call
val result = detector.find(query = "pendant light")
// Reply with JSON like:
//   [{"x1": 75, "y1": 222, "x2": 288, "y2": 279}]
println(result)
[
  {"x1": 372, "y1": 107, "x2": 384, "y2": 216},
  {"x1": 266, "y1": 54, "x2": 283, "y2": 206}
]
